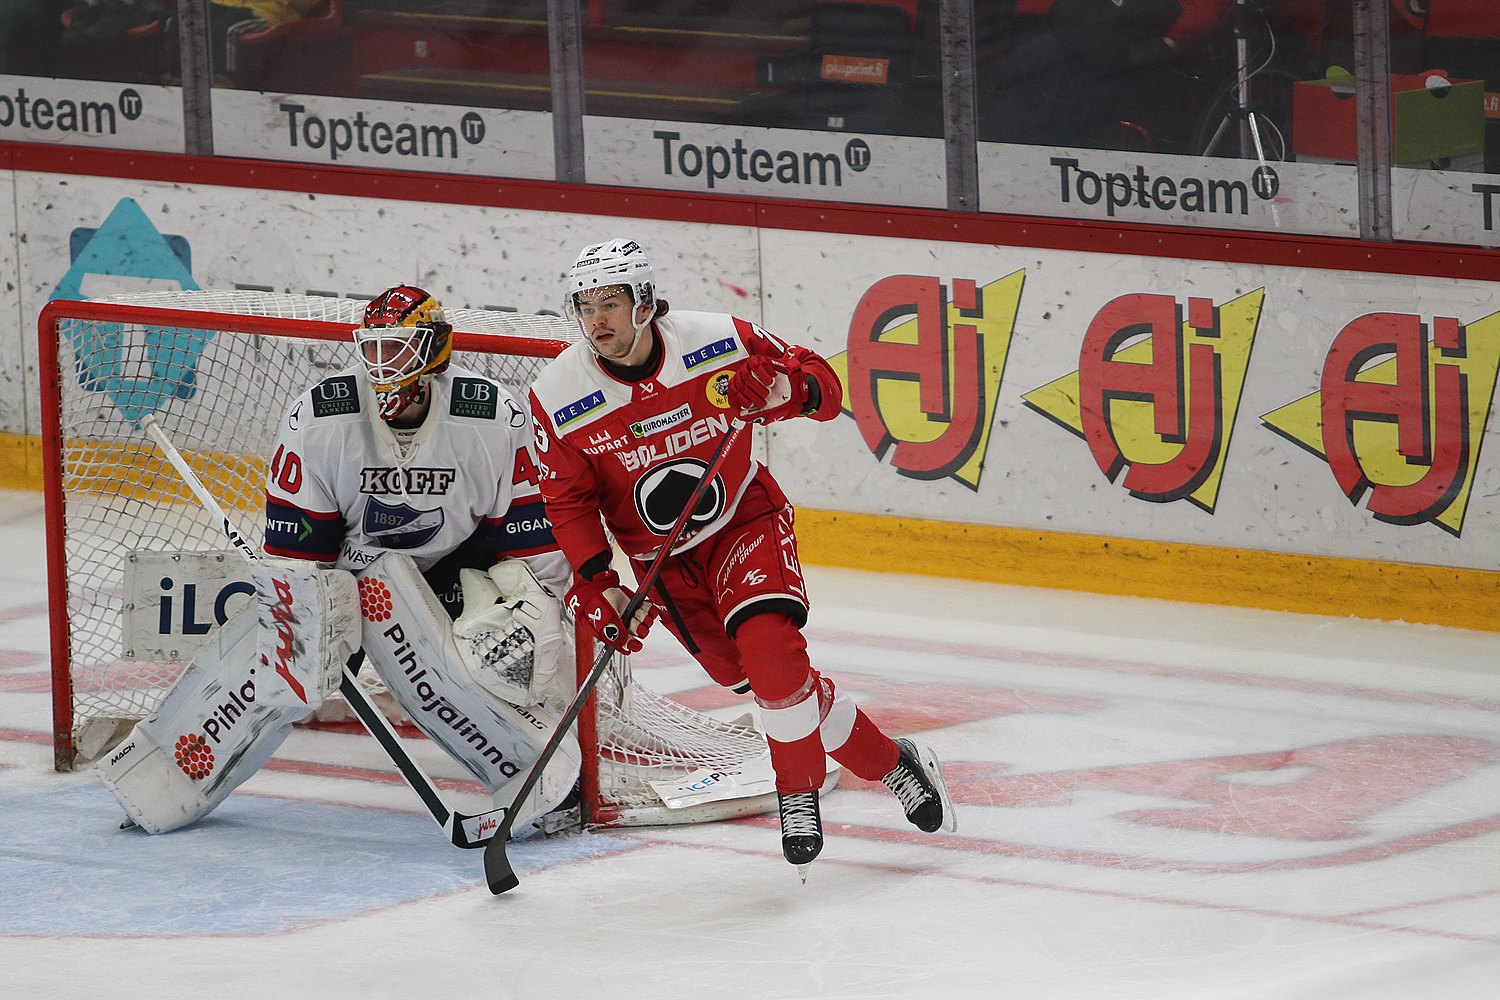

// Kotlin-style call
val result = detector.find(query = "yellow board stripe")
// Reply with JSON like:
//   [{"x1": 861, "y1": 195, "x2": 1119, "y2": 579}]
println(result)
[
  {"x1": 0, "y1": 433, "x2": 263, "y2": 513},
  {"x1": 0, "y1": 433, "x2": 40, "y2": 490},
  {"x1": 6, "y1": 432, "x2": 1491, "y2": 632},
  {"x1": 797, "y1": 509, "x2": 1499, "y2": 634}
]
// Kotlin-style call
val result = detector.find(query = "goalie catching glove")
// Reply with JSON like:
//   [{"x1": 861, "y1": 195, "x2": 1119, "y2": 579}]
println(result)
[
  {"x1": 727, "y1": 354, "x2": 810, "y2": 424},
  {"x1": 453, "y1": 560, "x2": 565, "y2": 706},
  {"x1": 566, "y1": 568, "x2": 658, "y2": 655}
]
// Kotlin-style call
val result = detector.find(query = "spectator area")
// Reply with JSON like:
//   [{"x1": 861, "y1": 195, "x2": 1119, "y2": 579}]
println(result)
[
  {"x1": 25, "y1": 0, "x2": 1500, "y2": 161},
  {"x1": 214, "y1": 0, "x2": 934, "y2": 136}
]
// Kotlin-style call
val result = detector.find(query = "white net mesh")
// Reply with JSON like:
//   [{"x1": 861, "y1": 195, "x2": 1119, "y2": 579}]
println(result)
[{"x1": 43, "y1": 289, "x2": 774, "y2": 826}]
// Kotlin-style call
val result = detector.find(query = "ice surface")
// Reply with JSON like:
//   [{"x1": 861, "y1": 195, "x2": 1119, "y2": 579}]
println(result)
[{"x1": 2, "y1": 489, "x2": 1497, "y2": 999}]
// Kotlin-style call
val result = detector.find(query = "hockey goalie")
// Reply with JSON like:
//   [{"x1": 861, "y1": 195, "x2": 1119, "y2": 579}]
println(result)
[{"x1": 95, "y1": 286, "x2": 581, "y2": 837}]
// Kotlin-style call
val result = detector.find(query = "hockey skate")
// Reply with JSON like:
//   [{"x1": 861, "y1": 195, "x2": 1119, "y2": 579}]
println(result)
[
  {"x1": 777, "y1": 790, "x2": 823, "y2": 881},
  {"x1": 881, "y1": 738, "x2": 957, "y2": 833}
]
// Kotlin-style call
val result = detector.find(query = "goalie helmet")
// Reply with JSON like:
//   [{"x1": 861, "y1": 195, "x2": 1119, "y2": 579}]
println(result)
[
  {"x1": 354, "y1": 285, "x2": 453, "y2": 420},
  {"x1": 563, "y1": 238, "x2": 657, "y2": 341}
]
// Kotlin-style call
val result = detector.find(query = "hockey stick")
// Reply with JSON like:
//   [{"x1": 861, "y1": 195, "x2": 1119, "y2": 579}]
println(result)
[
  {"x1": 485, "y1": 417, "x2": 749, "y2": 894},
  {"x1": 138, "y1": 412, "x2": 505, "y2": 849}
]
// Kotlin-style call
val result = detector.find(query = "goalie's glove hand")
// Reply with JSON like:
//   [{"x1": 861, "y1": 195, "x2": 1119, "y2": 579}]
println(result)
[
  {"x1": 566, "y1": 569, "x2": 658, "y2": 655},
  {"x1": 727, "y1": 354, "x2": 809, "y2": 424},
  {"x1": 453, "y1": 561, "x2": 563, "y2": 706}
]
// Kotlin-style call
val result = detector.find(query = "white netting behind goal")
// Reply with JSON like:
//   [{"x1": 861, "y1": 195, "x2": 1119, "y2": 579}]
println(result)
[{"x1": 41, "y1": 289, "x2": 774, "y2": 827}]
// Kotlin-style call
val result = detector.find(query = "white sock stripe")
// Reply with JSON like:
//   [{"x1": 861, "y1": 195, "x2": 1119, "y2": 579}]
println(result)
[
  {"x1": 760, "y1": 693, "x2": 822, "y2": 743},
  {"x1": 819, "y1": 690, "x2": 857, "y2": 752}
]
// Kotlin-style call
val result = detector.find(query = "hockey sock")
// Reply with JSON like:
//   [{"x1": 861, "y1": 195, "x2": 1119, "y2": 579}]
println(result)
[
  {"x1": 736, "y1": 613, "x2": 826, "y2": 793},
  {"x1": 824, "y1": 704, "x2": 900, "y2": 781},
  {"x1": 735, "y1": 613, "x2": 901, "y2": 789}
]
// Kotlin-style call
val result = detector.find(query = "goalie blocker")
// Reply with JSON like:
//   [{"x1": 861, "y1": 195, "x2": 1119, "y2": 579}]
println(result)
[{"x1": 96, "y1": 553, "x2": 577, "y2": 836}]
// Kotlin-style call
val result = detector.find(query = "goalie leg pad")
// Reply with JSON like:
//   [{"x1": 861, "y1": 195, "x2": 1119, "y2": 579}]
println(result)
[
  {"x1": 94, "y1": 604, "x2": 310, "y2": 833},
  {"x1": 252, "y1": 557, "x2": 361, "y2": 709},
  {"x1": 356, "y1": 553, "x2": 580, "y2": 824},
  {"x1": 494, "y1": 745, "x2": 581, "y2": 837},
  {"x1": 95, "y1": 723, "x2": 213, "y2": 834}
]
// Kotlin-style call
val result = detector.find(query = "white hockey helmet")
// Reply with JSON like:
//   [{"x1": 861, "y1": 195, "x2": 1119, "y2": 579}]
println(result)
[{"x1": 563, "y1": 238, "x2": 657, "y2": 334}]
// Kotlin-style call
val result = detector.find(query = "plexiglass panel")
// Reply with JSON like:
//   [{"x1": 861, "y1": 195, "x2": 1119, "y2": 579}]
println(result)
[
  {"x1": 208, "y1": 1, "x2": 556, "y2": 180},
  {"x1": 580, "y1": 2, "x2": 948, "y2": 207},
  {"x1": 0, "y1": 1, "x2": 185, "y2": 152},
  {"x1": 1388, "y1": 1, "x2": 1500, "y2": 244},
  {"x1": 6, "y1": 3, "x2": 1500, "y2": 248},
  {"x1": 977, "y1": 1, "x2": 1361, "y2": 235}
]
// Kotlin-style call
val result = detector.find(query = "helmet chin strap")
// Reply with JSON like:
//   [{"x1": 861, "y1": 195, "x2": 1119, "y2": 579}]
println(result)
[{"x1": 583, "y1": 301, "x2": 657, "y2": 361}]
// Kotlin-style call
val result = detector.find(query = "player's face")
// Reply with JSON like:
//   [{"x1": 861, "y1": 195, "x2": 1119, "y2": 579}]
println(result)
[{"x1": 578, "y1": 287, "x2": 652, "y2": 364}]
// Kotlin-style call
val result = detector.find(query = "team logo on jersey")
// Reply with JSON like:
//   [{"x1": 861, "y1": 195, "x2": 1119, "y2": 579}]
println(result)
[
  {"x1": 312, "y1": 375, "x2": 360, "y2": 418},
  {"x1": 450, "y1": 377, "x2": 500, "y2": 420},
  {"x1": 631, "y1": 403, "x2": 693, "y2": 438},
  {"x1": 362, "y1": 498, "x2": 445, "y2": 549},
  {"x1": 554, "y1": 390, "x2": 606, "y2": 428},
  {"x1": 635, "y1": 457, "x2": 727, "y2": 535},
  {"x1": 706, "y1": 371, "x2": 733, "y2": 409},
  {"x1": 683, "y1": 337, "x2": 739, "y2": 370}
]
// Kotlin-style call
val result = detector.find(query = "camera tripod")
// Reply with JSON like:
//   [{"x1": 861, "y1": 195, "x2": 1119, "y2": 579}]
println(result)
[{"x1": 1202, "y1": 0, "x2": 1280, "y2": 162}]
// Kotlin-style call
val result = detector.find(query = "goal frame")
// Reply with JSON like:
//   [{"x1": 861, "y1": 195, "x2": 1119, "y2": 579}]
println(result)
[{"x1": 37, "y1": 296, "x2": 623, "y2": 826}]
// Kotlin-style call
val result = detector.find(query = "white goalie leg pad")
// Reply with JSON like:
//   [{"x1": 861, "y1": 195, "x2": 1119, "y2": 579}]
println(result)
[
  {"x1": 356, "y1": 553, "x2": 581, "y2": 806},
  {"x1": 94, "y1": 723, "x2": 213, "y2": 835},
  {"x1": 494, "y1": 741, "x2": 581, "y2": 836},
  {"x1": 94, "y1": 604, "x2": 311, "y2": 833},
  {"x1": 451, "y1": 559, "x2": 565, "y2": 707},
  {"x1": 252, "y1": 557, "x2": 361, "y2": 709}
]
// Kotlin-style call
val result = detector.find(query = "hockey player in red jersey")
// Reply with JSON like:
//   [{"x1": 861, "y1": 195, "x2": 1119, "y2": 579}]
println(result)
[{"x1": 528, "y1": 239, "x2": 957, "y2": 877}]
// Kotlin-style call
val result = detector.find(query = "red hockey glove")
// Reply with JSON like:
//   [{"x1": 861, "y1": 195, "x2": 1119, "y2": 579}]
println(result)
[
  {"x1": 727, "y1": 355, "x2": 809, "y2": 424},
  {"x1": 565, "y1": 570, "x2": 658, "y2": 655}
]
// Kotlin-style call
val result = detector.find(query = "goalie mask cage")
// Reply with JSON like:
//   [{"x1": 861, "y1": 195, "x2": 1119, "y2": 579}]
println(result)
[{"x1": 39, "y1": 290, "x2": 772, "y2": 828}]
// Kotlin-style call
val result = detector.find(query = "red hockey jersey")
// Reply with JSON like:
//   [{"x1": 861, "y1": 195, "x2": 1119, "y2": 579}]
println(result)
[{"x1": 527, "y1": 311, "x2": 841, "y2": 568}]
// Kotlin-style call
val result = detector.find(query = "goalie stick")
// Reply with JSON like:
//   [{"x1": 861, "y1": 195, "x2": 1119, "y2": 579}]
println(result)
[
  {"x1": 138, "y1": 412, "x2": 505, "y2": 849},
  {"x1": 484, "y1": 417, "x2": 749, "y2": 894}
]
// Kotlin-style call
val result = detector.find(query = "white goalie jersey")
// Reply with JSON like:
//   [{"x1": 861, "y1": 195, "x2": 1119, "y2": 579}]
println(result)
[
  {"x1": 94, "y1": 362, "x2": 582, "y2": 838},
  {"x1": 263, "y1": 363, "x2": 565, "y2": 593}
]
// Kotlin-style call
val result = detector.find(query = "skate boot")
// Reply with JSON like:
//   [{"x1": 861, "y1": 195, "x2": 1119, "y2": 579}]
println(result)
[
  {"x1": 777, "y1": 790, "x2": 823, "y2": 881},
  {"x1": 881, "y1": 738, "x2": 957, "y2": 833}
]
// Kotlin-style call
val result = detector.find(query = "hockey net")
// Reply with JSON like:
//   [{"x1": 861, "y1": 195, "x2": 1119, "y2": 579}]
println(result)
[{"x1": 39, "y1": 290, "x2": 774, "y2": 828}]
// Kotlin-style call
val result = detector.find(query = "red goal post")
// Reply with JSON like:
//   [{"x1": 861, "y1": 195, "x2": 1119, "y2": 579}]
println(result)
[{"x1": 38, "y1": 290, "x2": 775, "y2": 828}]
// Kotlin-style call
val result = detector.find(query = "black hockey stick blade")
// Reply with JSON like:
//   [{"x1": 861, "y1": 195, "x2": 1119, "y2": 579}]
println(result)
[
  {"x1": 484, "y1": 418, "x2": 747, "y2": 894},
  {"x1": 484, "y1": 639, "x2": 612, "y2": 890}
]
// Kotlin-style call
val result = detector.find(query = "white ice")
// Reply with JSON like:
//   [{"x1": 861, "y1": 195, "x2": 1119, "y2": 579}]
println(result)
[{"x1": 1, "y1": 487, "x2": 1497, "y2": 999}]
